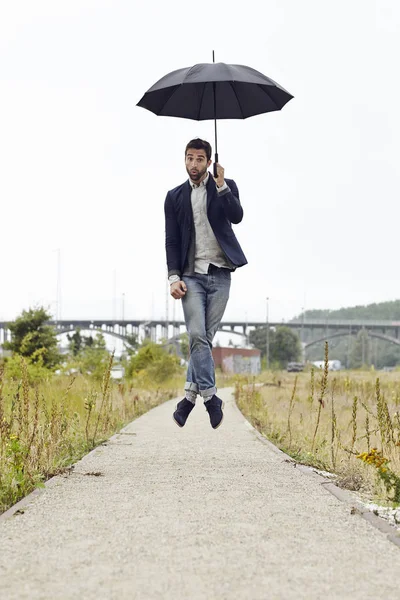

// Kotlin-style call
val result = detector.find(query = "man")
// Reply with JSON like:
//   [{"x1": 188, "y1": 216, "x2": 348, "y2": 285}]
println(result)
[{"x1": 164, "y1": 138, "x2": 247, "y2": 429}]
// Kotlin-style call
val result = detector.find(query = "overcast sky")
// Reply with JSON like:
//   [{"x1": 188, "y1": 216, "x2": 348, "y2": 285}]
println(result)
[{"x1": 1, "y1": 0, "x2": 399, "y2": 326}]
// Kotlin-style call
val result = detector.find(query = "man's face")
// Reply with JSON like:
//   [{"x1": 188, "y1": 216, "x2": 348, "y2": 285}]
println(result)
[{"x1": 185, "y1": 148, "x2": 211, "y2": 182}]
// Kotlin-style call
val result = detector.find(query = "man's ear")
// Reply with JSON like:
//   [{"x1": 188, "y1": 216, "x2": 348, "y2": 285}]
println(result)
[{"x1": 207, "y1": 159, "x2": 212, "y2": 168}]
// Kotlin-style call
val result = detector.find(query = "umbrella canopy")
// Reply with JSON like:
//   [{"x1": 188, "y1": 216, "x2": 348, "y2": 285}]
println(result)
[
  {"x1": 137, "y1": 61, "x2": 293, "y2": 175},
  {"x1": 137, "y1": 62, "x2": 293, "y2": 120}
]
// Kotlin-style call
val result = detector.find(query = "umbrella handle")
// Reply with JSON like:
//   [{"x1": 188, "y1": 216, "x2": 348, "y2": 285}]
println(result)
[{"x1": 213, "y1": 153, "x2": 218, "y2": 178}]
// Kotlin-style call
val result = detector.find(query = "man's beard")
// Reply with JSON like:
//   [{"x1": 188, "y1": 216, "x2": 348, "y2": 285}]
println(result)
[{"x1": 186, "y1": 165, "x2": 208, "y2": 182}]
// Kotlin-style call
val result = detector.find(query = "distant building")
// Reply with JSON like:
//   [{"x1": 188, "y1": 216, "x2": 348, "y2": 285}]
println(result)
[{"x1": 212, "y1": 347, "x2": 261, "y2": 375}]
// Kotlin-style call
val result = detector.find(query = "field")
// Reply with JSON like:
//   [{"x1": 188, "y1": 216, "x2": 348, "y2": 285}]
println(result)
[{"x1": 236, "y1": 351, "x2": 400, "y2": 506}]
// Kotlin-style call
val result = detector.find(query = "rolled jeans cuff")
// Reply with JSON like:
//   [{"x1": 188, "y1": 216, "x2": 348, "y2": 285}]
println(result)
[
  {"x1": 199, "y1": 386, "x2": 216, "y2": 399},
  {"x1": 184, "y1": 381, "x2": 199, "y2": 394}
]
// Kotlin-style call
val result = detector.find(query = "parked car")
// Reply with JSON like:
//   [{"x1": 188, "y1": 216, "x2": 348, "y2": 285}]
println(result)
[{"x1": 287, "y1": 362, "x2": 305, "y2": 372}]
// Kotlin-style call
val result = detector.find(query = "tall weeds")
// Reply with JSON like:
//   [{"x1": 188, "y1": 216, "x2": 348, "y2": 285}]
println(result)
[
  {"x1": 350, "y1": 396, "x2": 358, "y2": 455},
  {"x1": 331, "y1": 379, "x2": 338, "y2": 470},
  {"x1": 236, "y1": 361, "x2": 400, "y2": 505},
  {"x1": 0, "y1": 357, "x2": 177, "y2": 514},
  {"x1": 286, "y1": 376, "x2": 298, "y2": 447},
  {"x1": 311, "y1": 341, "x2": 329, "y2": 453}
]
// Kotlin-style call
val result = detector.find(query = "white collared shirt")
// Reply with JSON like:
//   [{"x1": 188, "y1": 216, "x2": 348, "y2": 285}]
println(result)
[{"x1": 189, "y1": 174, "x2": 230, "y2": 274}]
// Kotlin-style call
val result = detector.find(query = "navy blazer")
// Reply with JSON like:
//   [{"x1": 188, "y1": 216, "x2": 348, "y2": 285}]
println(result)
[{"x1": 164, "y1": 173, "x2": 248, "y2": 277}]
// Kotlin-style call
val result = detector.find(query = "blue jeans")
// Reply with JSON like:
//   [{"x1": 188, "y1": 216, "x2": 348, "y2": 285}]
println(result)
[{"x1": 182, "y1": 265, "x2": 231, "y2": 401}]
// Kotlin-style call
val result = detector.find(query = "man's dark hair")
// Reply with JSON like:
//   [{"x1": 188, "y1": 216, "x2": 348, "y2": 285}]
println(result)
[{"x1": 185, "y1": 138, "x2": 212, "y2": 162}]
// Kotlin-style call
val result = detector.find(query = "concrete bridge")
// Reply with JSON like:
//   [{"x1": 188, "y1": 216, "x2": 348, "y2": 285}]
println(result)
[{"x1": 1, "y1": 318, "x2": 400, "y2": 349}]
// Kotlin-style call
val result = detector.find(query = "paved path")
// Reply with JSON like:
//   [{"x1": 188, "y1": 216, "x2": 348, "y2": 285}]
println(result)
[{"x1": 1, "y1": 388, "x2": 400, "y2": 599}]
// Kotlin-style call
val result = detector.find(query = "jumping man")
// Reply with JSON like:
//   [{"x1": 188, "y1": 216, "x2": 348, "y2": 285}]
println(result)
[{"x1": 164, "y1": 138, "x2": 247, "y2": 429}]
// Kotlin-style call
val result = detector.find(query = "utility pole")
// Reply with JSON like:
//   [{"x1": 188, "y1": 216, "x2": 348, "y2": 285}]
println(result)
[
  {"x1": 56, "y1": 248, "x2": 61, "y2": 323},
  {"x1": 112, "y1": 269, "x2": 117, "y2": 322},
  {"x1": 266, "y1": 297, "x2": 270, "y2": 370},
  {"x1": 121, "y1": 292, "x2": 125, "y2": 337}
]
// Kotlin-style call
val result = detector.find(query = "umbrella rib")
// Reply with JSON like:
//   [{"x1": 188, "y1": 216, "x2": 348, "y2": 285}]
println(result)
[
  {"x1": 197, "y1": 82, "x2": 207, "y2": 121},
  {"x1": 229, "y1": 82, "x2": 245, "y2": 118},
  {"x1": 256, "y1": 84, "x2": 280, "y2": 111}
]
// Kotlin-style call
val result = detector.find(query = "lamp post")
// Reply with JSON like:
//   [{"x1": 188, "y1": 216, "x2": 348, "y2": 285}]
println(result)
[
  {"x1": 266, "y1": 297, "x2": 270, "y2": 370},
  {"x1": 56, "y1": 248, "x2": 61, "y2": 323},
  {"x1": 121, "y1": 292, "x2": 126, "y2": 337}
]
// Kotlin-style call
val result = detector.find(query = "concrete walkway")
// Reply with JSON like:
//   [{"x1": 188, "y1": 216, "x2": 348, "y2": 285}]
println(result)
[{"x1": 1, "y1": 388, "x2": 400, "y2": 600}]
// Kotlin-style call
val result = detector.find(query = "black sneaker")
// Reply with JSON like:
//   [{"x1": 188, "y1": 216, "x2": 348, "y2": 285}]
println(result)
[
  {"x1": 173, "y1": 398, "x2": 195, "y2": 428},
  {"x1": 205, "y1": 395, "x2": 224, "y2": 429}
]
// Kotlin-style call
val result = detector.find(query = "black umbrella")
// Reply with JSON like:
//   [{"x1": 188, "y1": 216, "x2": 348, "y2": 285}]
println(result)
[{"x1": 137, "y1": 54, "x2": 293, "y2": 176}]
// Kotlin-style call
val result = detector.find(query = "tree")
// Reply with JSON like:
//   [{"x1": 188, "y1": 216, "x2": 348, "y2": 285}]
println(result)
[
  {"x1": 249, "y1": 325, "x2": 301, "y2": 368},
  {"x1": 350, "y1": 329, "x2": 370, "y2": 369},
  {"x1": 125, "y1": 341, "x2": 181, "y2": 382},
  {"x1": 84, "y1": 335, "x2": 94, "y2": 347},
  {"x1": 271, "y1": 326, "x2": 302, "y2": 367},
  {"x1": 249, "y1": 326, "x2": 271, "y2": 357},
  {"x1": 4, "y1": 307, "x2": 61, "y2": 369},
  {"x1": 123, "y1": 333, "x2": 139, "y2": 355},
  {"x1": 77, "y1": 333, "x2": 109, "y2": 379},
  {"x1": 67, "y1": 329, "x2": 84, "y2": 356}
]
